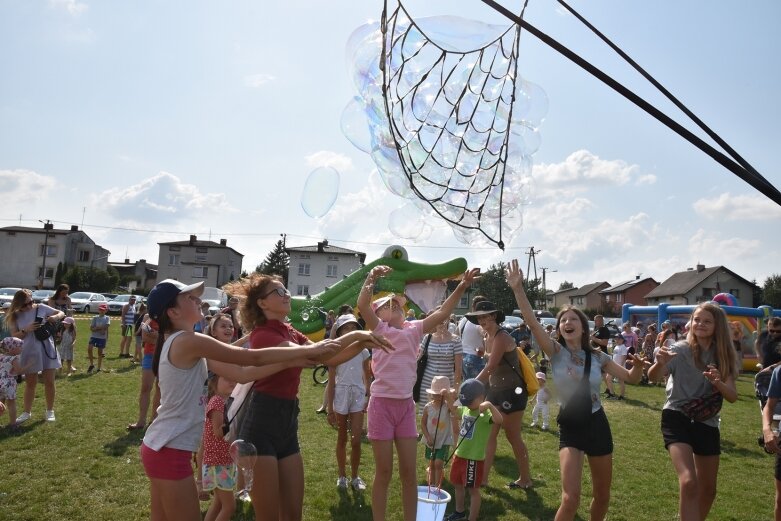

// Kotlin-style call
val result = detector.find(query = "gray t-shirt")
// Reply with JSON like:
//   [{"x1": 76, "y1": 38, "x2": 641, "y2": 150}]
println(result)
[
  {"x1": 89, "y1": 315, "x2": 111, "y2": 339},
  {"x1": 663, "y1": 341, "x2": 720, "y2": 427},
  {"x1": 550, "y1": 343, "x2": 611, "y2": 413}
]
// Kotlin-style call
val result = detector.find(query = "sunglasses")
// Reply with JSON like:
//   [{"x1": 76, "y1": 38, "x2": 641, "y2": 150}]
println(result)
[{"x1": 261, "y1": 287, "x2": 290, "y2": 299}]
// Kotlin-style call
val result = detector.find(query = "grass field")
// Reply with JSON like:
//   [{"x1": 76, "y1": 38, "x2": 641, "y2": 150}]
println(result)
[{"x1": 0, "y1": 321, "x2": 776, "y2": 521}]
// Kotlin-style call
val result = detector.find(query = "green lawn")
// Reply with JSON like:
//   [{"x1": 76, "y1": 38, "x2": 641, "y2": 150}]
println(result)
[{"x1": 0, "y1": 322, "x2": 775, "y2": 520}]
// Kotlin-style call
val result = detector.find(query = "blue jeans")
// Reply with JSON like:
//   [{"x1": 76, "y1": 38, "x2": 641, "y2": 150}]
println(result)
[{"x1": 462, "y1": 354, "x2": 485, "y2": 380}]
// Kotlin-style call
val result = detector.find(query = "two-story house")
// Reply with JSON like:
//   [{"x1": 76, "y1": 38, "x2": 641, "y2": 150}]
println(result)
[
  {"x1": 286, "y1": 241, "x2": 366, "y2": 296},
  {"x1": 599, "y1": 276, "x2": 659, "y2": 315},
  {"x1": 569, "y1": 282, "x2": 610, "y2": 310},
  {"x1": 156, "y1": 235, "x2": 243, "y2": 287},
  {"x1": 549, "y1": 287, "x2": 580, "y2": 309},
  {"x1": 644, "y1": 264, "x2": 757, "y2": 306},
  {"x1": 0, "y1": 225, "x2": 110, "y2": 288},
  {"x1": 108, "y1": 258, "x2": 158, "y2": 291}
]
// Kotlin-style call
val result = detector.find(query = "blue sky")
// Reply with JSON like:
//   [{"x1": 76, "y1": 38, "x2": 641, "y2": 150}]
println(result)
[{"x1": 1, "y1": 0, "x2": 779, "y2": 294}]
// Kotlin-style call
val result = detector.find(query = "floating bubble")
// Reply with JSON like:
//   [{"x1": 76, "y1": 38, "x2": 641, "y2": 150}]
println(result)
[
  {"x1": 514, "y1": 386, "x2": 523, "y2": 395},
  {"x1": 341, "y1": 97, "x2": 373, "y2": 153},
  {"x1": 301, "y1": 167, "x2": 340, "y2": 218},
  {"x1": 389, "y1": 202, "x2": 429, "y2": 240},
  {"x1": 230, "y1": 439, "x2": 257, "y2": 496}
]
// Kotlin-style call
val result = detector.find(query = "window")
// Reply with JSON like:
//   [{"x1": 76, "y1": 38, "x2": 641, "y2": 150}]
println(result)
[
  {"x1": 299, "y1": 254, "x2": 310, "y2": 260},
  {"x1": 6, "y1": 231, "x2": 15, "y2": 236},
  {"x1": 701, "y1": 287, "x2": 715, "y2": 299},
  {"x1": 459, "y1": 295, "x2": 469, "y2": 308},
  {"x1": 328, "y1": 255, "x2": 339, "y2": 261},
  {"x1": 78, "y1": 250, "x2": 90, "y2": 262},
  {"x1": 298, "y1": 263, "x2": 310, "y2": 276},
  {"x1": 296, "y1": 285, "x2": 309, "y2": 296},
  {"x1": 192, "y1": 267, "x2": 208, "y2": 278},
  {"x1": 327, "y1": 265, "x2": 338, "y2": 278},
  {"x1": 168, "y1": 254, "x2": 180, "y2": 266},
  {"x1": 605, "y1": 295, "x2": 611, "y2": 302},
  {"x1": 196, "y1": 247, "x2": 208, "y2": 253},
  {"x1": 729, "y1": 288, "x2": 740, "y2": 298},
  {"x1": 576, "y1": 297, "x2": 584, "y2": 305},
  {"x1": 38, "y1": 267, "x2": 54, "y2": 279},
  {"x1": 169, "y1": 245, "x2": 181, "y2": 252},
  {"x1": 39, "y1": 244, "x2": 57, "y2": 257},
  {"x1": 616, "y1": 293, "x2": 623, "y2": 303},
  {"x1": 195, "y1": 254, "x2": 207, "y2": 262}
]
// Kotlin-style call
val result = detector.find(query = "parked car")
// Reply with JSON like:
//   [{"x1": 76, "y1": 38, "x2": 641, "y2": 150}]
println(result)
[
  {"x1": 107, "y1": 294, "x2": 137, "y2": 315},
  {"x1": 102, "y1": 293, "x2": 118, "y2": 301},
  {"x1": 70, "y1": 292, "x2": 110, "y2": 313},
  {"x1": 202, "y1": 287, "x2": 228, "y2": 315},
  {"x1": 31, "y1": 289, "x2": 56, "y2": 304},
  {"x1": 0, "y1": 287, "x2": 22, "y2": 309},
  {"x1": 501, "y1": 315, "x2": 522, "y2": 332}
]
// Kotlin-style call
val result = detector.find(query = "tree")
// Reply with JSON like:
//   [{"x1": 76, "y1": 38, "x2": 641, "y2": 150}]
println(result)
[
  {"x1": 54, "y1": 262, "x2": 65, "y2": 287},
  {"x1": 762, "y1": 274, "x2": 781, "y2": 308},
  {"x1": 558, "y1": 281, "x2": 575, "y2": 290},
  {"x1": 255, "y1": 240, "x2": 289, "y2": 285},
  {"x1": 471, "y1": 263, "x2": 547, "y2": 315},
  {"x1": 62, "y1": 266, "x2": 120, "y2": 293}
]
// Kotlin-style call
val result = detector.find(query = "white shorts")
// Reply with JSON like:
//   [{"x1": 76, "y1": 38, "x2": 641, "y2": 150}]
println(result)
[{"x1": 333, "y1": 384, "x2": 366, "y2": 415}]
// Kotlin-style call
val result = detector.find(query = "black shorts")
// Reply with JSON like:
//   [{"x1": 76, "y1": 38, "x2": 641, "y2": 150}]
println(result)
[
  {"x1": 558, "y1": 407, "x2": 613, "y2": 456},
  {"x1": 661, "y1": 409, "x2": 720, "y2": 456},
  {"x1": 238, "y1": 392, "x2": 300, "y2": 460},
  {"x1": 487, "y1": 387, "x2": 528, "y2": 414},
  {"x1": 775, "y1": 453, "x2": 781, "y2": 481}
]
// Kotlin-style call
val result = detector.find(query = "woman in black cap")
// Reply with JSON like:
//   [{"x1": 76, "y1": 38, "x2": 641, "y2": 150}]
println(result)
[{"x1": 470, "y1": 300, "x2": 533, "y2": 490}]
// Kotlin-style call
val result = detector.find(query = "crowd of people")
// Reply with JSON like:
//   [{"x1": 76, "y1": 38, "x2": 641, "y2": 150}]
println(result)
[{"x1": 0, "y1": 269, "x2": 778, "y2": 520}]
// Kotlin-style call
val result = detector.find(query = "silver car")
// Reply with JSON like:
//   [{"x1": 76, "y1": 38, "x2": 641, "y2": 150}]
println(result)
[
  {"x1": 70, "y1": 292, "x2": 110, "y2": 314},
  {"x1": 0, "y1": 287, "x2": 22, "y2": 309},
  {"x1": 107, "y1": 294, "x2": 137, "y2": 315}
]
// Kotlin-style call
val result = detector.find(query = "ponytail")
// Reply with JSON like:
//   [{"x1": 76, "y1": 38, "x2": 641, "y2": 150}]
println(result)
[{"x1": 152, "y1": 313, "x2": 172, "y2": 378}]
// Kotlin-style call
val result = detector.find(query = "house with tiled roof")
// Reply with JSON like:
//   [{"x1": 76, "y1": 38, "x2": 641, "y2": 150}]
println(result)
[
  {"x1": 599, "y1": 276, "x2": 659, "y2": 315},
  {"x1": 644, "y1": 264, "x2": 757, "y2": 306},
  {"x1": 156, "y1": 235, "x2": 243, "y2": 287},
  {"x1": 286, "y1": 240, "x2": 366, "y2": 296},
  {"x1": 569, "y1": 281, "x2": 610, "y2": 310}
]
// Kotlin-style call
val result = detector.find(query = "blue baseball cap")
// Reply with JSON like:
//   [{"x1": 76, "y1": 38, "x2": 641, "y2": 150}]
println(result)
[
  {"x1": 459, "y1": 378, "x2": 485, "y2": 406},
  {"x1": 147, "y1": 279, "x2": 204, "y2": 320}
]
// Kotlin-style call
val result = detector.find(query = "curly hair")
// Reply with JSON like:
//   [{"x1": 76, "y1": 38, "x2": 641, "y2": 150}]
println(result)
[{"x1": 222, "y1": 273, "x2": 283, "y2": 331}]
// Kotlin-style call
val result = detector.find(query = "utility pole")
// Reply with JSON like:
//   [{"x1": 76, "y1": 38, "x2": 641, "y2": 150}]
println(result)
[
  {"x1": 525, "y1": 246, "x2": 540, "y2": 283},
  {"x1": 38, "y1": 220, "x2": 53, "y2": 289},
  {"x1": 540, "y1": 266, "x2": 557, "y2": 309}
]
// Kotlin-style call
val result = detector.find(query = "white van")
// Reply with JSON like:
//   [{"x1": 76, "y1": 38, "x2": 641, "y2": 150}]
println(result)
[{"x1": 202, "y1": 287, "x2": 228, "y2": 315}]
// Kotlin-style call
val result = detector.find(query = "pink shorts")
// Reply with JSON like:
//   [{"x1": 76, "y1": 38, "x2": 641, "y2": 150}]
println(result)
[
  {"x1": 140, "y1": 443, "x2": 193, "y2": 480},
  {"x1": 367, "y1": 396, "x2": 417, "y2": 441}
]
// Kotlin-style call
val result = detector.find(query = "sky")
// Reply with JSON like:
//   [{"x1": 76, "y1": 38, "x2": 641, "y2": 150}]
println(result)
[{"x1": 1, "y1": 0, "x2": 779, "y2": 295}]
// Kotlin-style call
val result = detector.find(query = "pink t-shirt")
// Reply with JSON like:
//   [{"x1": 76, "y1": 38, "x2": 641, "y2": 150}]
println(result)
[{"x1": 370, "y1": 319, "x2": 425, "y2": 399}]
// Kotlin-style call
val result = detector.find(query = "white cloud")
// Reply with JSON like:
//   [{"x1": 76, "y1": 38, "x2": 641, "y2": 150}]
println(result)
[
  {"x1": 49, "y1": 0, "x2": 88, "y2": 15},
  {"x1": 92, "y1": 171, "x2": 235, "y2": 224},
  {"x1": 533, "y1": 150, "x2": 647, "y2": 188},
  {"x1": 0, "y1": 169, "x2": 57, "y2": 204},
  {"x1": 692, "y1": 192, "x2": 781, "y2": 221},
  {"x1": 688, "y1": 228, "x2": 761, "y2": 261},
  {"x1": 244, "y1": 74, "x2": 276, "y2": 88},
  {"x1": 304, "y1": 151, "x2": 354, "y2": 172}
]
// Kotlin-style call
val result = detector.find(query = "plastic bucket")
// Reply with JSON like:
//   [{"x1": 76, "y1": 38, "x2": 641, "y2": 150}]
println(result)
[{"x1": 416, "y1": 485, "x2": 451, "y2": 521}]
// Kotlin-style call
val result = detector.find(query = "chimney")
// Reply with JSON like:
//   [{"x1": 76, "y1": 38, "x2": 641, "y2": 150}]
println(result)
[
  {"x1": 696, "y1": 264, "x2": 705, "y2": 272},
  {"x1": 189, "y1": 235, "x2": 196, "y2": 245},
  {"x1": 317, "y1": 239, "x2": 329, "y2": 253},
  {"x1": 70, "y1": 225, "x2": 78, "y2": 231},
  {"x1": 124, "y1": 258, "x2": 130, "y2": 264},
  {"x1": 636, "y1": 275, "x2": 640, "y2": 280},
  {"x1": 220, "y1": 239, "x2": 227, "y2": 246}
]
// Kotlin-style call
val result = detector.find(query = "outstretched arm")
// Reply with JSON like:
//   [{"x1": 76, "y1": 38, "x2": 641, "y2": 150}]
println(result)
[
  {"x1": 421, "y1": 268, "x2": 480, "y2": 333},
  {"x1": 506, "y1": 259, "x2": 556, "y2": 359},
  {"x1": 358, "y1": 266, "x2": 393, "y2": 331}
]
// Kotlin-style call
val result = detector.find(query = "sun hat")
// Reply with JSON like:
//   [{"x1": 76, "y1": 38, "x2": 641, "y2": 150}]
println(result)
[
  {"x1": 464, "y1": 300, "x2": 505, "y2": 325},
  {"x1": 0, "y1": 336, "x2": 23, "y2": 353},
  {"x1": 535, "y1": 371, "x2": 546, "y2": 382},
  {"x1": 147, "y1": 279, "x2": 205, "y2": 320},
  {"x1": 426, "y1": 375, "x2": 456, "y2": 396},
  {"x1": 334, "y1": 313, "x2": 361, "y2": 335},
  {"x1": 62, "y1": 317, "x2": 75, "y2": 325},
  {"x1": 458, "y1": 378, "x2": 486, "y2": 406},
  {"x1": 371, "y1": 294, "x2": 407, "y2": 312}
]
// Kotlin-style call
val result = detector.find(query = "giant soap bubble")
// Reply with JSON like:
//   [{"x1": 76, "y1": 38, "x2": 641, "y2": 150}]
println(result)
[
  {"x1": 301, "y1": 166, "x2": 340, "y2": 218},
  {"x1": 343, "y1": 4, "x2": 547, "y2": 248}
]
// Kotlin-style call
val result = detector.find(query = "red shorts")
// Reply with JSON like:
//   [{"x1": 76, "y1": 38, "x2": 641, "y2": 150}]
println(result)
[
  {"x1": 140, "y1": 443, "x2": 194, "y2": 480},
  {"x1": 449, "y1": 455, "x2": 484, "y2": 489}
]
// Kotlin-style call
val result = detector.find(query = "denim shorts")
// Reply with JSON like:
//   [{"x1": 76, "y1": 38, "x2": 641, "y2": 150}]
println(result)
[
  {"x1": 238, "y1": 392, "x2": 300, "y2": 460},
  {"x1": 462, "y1": 354, "x2": 485, "y2": 380}
]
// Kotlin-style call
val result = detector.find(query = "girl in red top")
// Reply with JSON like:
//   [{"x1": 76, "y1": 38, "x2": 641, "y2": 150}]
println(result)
[
  {"x1": 202, "y1": 372, "x2": 237, "y2": 521},
  {"x1": 223, "y1": 274, "x2": 392, "y2": 521}
]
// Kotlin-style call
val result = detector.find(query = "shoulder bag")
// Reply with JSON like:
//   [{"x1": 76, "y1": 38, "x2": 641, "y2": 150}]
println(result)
[
  {"x1": 556, "y1": 349, "x2": 593, "y2": 429},
  {"x1": 412, "y1": 334, "x2": 433, "y2": 402}
]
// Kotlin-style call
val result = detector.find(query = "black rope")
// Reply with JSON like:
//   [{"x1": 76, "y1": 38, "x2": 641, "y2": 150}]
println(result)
[{"x1": 480, "y1": 0, "x2": 781, "y2": 207}]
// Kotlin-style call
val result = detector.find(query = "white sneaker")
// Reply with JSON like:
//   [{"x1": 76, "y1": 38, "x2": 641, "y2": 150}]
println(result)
[
  {"x1": 542, "y1": 424, "x2": 549, "y2": 431},
  {"x1": 336, "y1": 476, "x2": 349, "y2": 489},
  {"x1": 16, "y1": 411, "x2": 31, "y2": 424},
  {"x1": 352, "y1": 477, "x2": 367, "y2": 491},
  {"x1": 45, "y1": 410, "x2": 55, "y2": 422},
  {"x1": 530, "y1": 422, "x2": 537, "y2": 428}
]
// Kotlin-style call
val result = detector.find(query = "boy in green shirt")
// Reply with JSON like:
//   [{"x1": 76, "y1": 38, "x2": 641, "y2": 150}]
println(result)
[{"x1": 445, "y1": 379, "x2": 503, "y2": 521}]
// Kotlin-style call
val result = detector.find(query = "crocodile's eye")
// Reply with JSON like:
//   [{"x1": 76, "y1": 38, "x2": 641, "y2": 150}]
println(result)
[{"x1": 383, "y1": 245, "x2": 408, "y2": 261}]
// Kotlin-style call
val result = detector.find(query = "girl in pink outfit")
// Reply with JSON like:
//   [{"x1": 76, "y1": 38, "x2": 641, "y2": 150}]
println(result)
[
  {"x1": 202, "y1": 373, "x2": 237, "y2": 521},
  {"x1": 357, "y1": 265, "x2": 479, "y2": 521}
]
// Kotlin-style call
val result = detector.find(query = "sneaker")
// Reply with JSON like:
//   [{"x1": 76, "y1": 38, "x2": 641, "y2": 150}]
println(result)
[
  {"x1": 617, "y1": 395, "x2": 625, "y2": 401},
  {"x1": 530, "y1": 421, "x2": 537, "y2": 428},
  {"x1": 351, "y1": 477, "x2": 367, "y2": 491},
  {"x1": 45, "y1": 410, "x2": 55, "y2": 422},
  {"x1": 604, "y1": 389, "x2": 614, "y2": 397},
  {"x1": 15, "y1": 411, "x2": 31, "y2": 424},
  {"x1": 336, "y1": 476, "x2": 349, "y2": 489},
  {"x1": 87, "y1": 365, "x2": 94, "y2": 373},
  {"x1": 542, "y1": 424, "x2": 549, "y2": 431},
  {"x1": 445, "y1": 511, "x2": 466, "y2": 521}
]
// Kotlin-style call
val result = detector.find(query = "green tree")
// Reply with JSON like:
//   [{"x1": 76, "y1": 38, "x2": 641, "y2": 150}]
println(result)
[
  {"x1": 762, "y1": 274, "x2": 781, "y2": 308},
  {"x1": 558, "y1": 281, "x2": 575, "y2": 290},
  {"x1": 255, "y1": 240, "x2": 289, "y2": 285},
  {"x1": 471, "y1": 263, "x2": 547, "y2": 315},
  {"x1": 62, "y1": 266, "x2": 120, "y2": 293},
  {"x1": 54, "y1": 262, "x2": 64, "y2": 287}
]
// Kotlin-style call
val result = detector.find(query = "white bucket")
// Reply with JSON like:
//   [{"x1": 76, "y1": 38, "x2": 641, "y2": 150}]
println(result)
[{"x1": 416, "y1": 485, "x2": 451, "y2": 521}]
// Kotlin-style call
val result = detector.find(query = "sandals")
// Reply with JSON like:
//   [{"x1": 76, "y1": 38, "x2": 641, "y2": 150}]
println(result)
[{"x1": 507, "y1": 480, "x2": 533, "y2": 490}]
